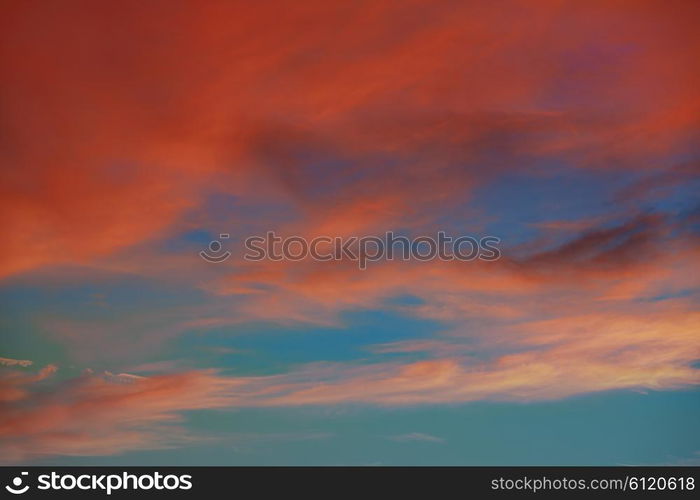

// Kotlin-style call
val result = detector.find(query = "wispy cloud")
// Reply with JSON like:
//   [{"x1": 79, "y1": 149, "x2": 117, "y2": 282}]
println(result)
[
  {"x1": 0, "y1": 357, "x2": 33, "y2": 368},
  {"x1": 389, "y1": 433, "x2": 445, "y2": 444}
]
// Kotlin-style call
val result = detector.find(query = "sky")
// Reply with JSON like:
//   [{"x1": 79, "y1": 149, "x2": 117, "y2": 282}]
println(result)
[{"x1": 1, "y1": 0, "x2": 699, "y2": 465}]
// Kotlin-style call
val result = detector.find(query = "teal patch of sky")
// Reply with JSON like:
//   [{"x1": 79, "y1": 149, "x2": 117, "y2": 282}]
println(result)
[
  {"x1": 0, "y1": 273, "x2": 206, "y2": 311},
  {"x1": 174, "y1": 309, "x2": 444, "y2": 376},
  {"x1": 0, "y1": 275, "x2": 209, "y2": 367},
  {"x1": 31, "y1": 388, "x2": 700, "y2": 466},
  {"x1": 0, "y1": 304, "x2": 65, "y2": 368}
]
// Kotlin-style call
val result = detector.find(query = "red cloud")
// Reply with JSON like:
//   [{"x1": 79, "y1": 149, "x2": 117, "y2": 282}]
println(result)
[{"x1": 2, "y1": 0, "x2": 699, "y2": 276}]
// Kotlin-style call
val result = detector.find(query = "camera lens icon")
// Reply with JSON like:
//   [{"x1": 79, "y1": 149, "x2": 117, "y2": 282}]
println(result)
[
  {"x1": 5, "y1": 472, "x2": 29, "y2": 494},
  {"x1": 200, "y1": 233, "x2": 231, "y2": 263}
]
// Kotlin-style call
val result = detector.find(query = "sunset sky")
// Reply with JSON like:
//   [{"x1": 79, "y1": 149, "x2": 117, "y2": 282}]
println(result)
[{"x1": 1, "y1": 0, "x2": 699, "y2": 465}]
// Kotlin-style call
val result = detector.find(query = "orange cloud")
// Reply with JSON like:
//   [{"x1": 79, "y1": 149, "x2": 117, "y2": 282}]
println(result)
[{"x1": 0, "y1": 366, "x2": 241, "y2": 462}]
